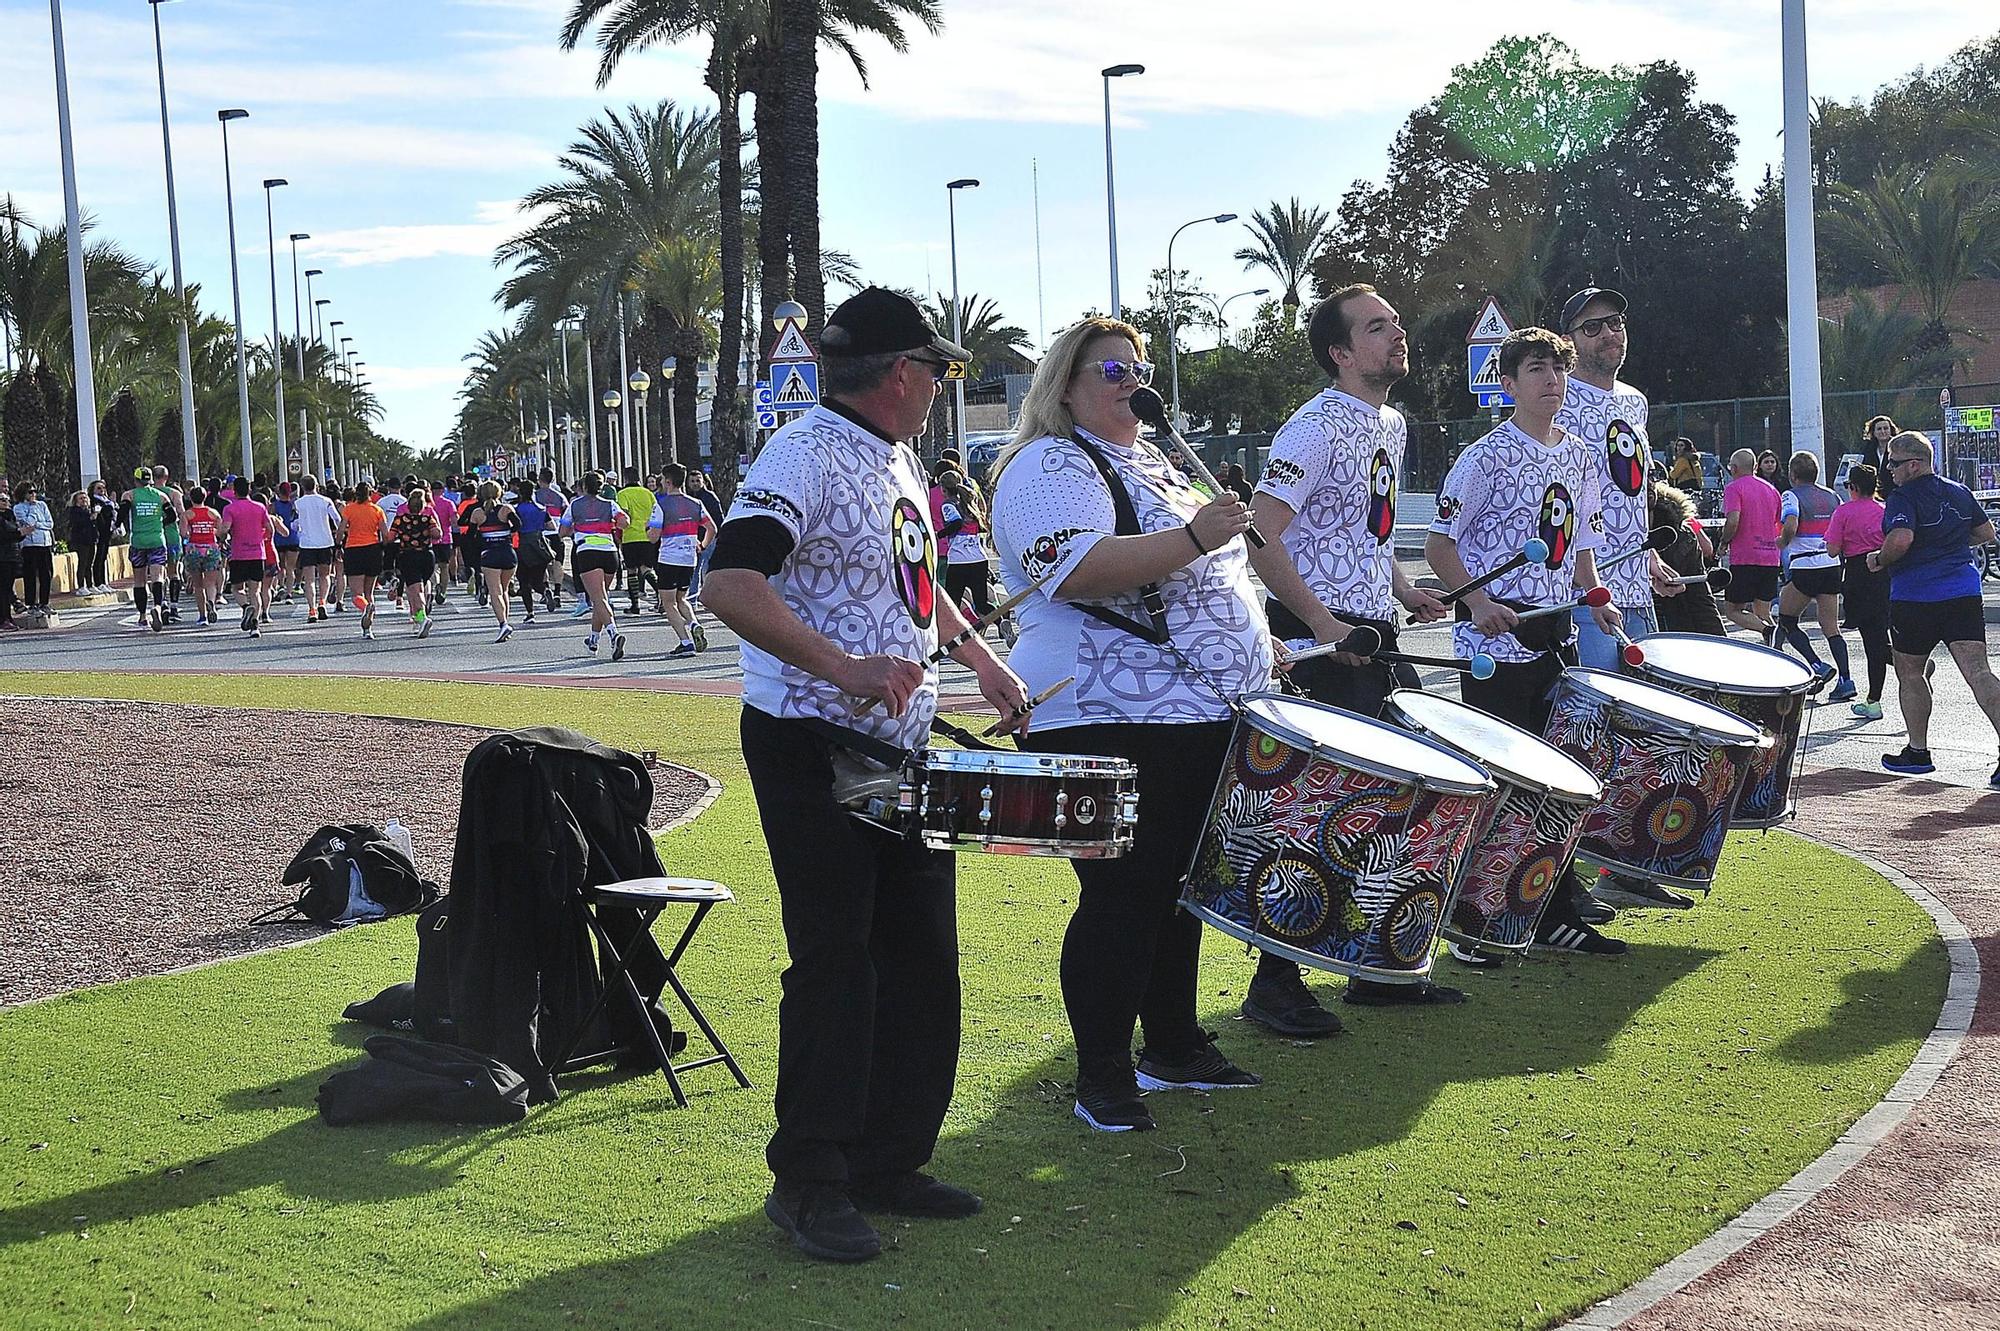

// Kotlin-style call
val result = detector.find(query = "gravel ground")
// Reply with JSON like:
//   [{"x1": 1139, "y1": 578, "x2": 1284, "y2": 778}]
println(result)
[{"x1": 0, "y1": 699, "x2": 710, "y2": 1005}]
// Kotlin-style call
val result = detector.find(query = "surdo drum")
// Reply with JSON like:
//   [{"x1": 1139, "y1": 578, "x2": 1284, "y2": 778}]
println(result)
[
  {"x1": 1628, "y1": 633, "x2": 1819, "y2": 829},
  {"x1": 1182, "y1": 694, "x2": 1496, "y2": 984},
  {"x1": 1382, "y1": 690, "x2": 1603, "y2": 955},
  {"x1": 1543, "y1": 669, "x2": 1766, "y2": 891},
  {"x1": 833, "y1": 748, "x2": 1139, "y2": 858}
]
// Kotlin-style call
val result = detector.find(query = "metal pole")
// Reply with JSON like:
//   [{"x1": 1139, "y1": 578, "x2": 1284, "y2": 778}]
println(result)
[
  {"x1": 50, "y1": 0, "x2": 101, "y2": 485},
  {"x1": 1104, "y1": 75, "x2": 1119, "y2": 317},
  {"x1": 559, "y1": 322, "x2": 575, "y2": 478},
  {"x1": 262, "y1": 181, "x2": 289, "y2": 473},
  {"x1": 289, "y1": 235, "x2": 308, "y2": 477},
  {"x1": 218, "y1": 110, "x2": 254, "y2": 478},
  {"x1": 946, "y1": 179, "x2": 977, "y2": 458},
  {"x1": 149, "y1": 0, "x2": 197, "y2": 481},
  {"x1": 1781, "y1": 0, "x2": 1826, "y2": 473},
  {"x1": 617, "y1": 295, "x2": 632, "y2": 459},
  {"x1": 582, "y1": 316, "x2": 600, "y2": 472}
]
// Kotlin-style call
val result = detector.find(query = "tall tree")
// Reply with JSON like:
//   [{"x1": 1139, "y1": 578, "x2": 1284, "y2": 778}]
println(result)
[
  {"x1": 1821, "y1": 166, "x2": 2000, "y2": 362},
  {"x1": 1234, "y1": 198, "x2": 1332, "y2": 311}
]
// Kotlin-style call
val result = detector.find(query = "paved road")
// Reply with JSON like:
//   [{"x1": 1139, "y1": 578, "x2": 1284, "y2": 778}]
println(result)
[{"x1": 8, "y1": 577, "x2": 1999, "y2": 795}]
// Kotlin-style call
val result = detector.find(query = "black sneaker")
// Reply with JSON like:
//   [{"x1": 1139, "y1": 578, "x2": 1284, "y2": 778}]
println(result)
[
  {"x1": 1135, "y1": 1032, "x2": 1261, "y2": 1092},
  {"x1": 1590, "y1": 875, "x2": 1695, "y2": 910},
  {"x1": 764, "y1": 1180, "x2": 880, "y2": 1263},
  {"x1": 669, "y1": 641, "x2": 697, "y2": 658},
  {"x1": 1577, "y1": 895, "x2": 1618, "y2": 924},
  {"x1": 1535, "y1": 920, "x2": 1629, "y2": 955},
  {"x1": 611, "y1": 631, "x2": 627, "y2": 662},
  {"x1": 1881, "y1": 746, "x2": 1936, "y2": 775},
  {"x1": 848, "y1": 1171, "x2": 983, "y2": 1219},
  {"x1": 1240, "y1": 968, "x2": 1344, "y2": 1037},
  {"x1": 1072, "y1": 1070, "x2": 1155, "y2": 1133}
]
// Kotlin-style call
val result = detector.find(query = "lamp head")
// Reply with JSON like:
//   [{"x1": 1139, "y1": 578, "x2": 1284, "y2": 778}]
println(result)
[
  {"x1": 289, "y1": 232, "x2": 310, "y2": 242},
  {"x1": 602, "y1": 390, "x2": 621, "y2": 410},
  {"x1": 772, "y1": 299, "x2": 807, "y2": 328},
  {"x1": 1251, "y1": 288, "x2": 1270, "y2": 296},
  {"x1": 628, "y1": 369, "x2": 650, "y2": 394},
  {"x1": 1213, "y1": 213, "x2": 1237, "y2": 223},
  {"x1": 263, "y1": 178, "x2": 287, "y2": 189},
  {"x1": 218, "y1": 108, "x2": 248, "y2": 122},
  {"x1": 947, "y1": 178, "x2": 980, "y2": 190},
  {"x1": 1103, "y1": 63, "x2": 1144, "y2": 78}
]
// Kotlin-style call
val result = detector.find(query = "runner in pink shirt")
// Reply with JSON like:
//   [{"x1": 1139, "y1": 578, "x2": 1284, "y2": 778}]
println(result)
[
  {"x1": 218, "y1": 478, "x2": 278, "y2": 637},
  {"x1": 1825, "y1": 463, "x2": 1892, "y2": 719},
  {"x1": 1718, "y1": 448, "x2": 1782, "y2": 640}
]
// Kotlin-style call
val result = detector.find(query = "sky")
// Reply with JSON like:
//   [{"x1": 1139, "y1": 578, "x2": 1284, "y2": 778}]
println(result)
[{"x1": 3, "y1": 1, "x2": 1994, "y2": 450}]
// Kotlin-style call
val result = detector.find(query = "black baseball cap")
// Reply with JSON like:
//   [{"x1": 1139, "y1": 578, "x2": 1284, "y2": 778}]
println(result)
[
  {"x1": 1559, "y1": 287, "x2": 1627, "y2": 333},
  {"x1": 820, "y1": 286, "x2": 971, "y2": 362}
]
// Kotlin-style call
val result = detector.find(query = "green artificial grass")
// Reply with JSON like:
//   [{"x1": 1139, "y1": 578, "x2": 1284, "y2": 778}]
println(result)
[{"x1": 0, "y1": 671, "x2": 1950, "y2": 1330}]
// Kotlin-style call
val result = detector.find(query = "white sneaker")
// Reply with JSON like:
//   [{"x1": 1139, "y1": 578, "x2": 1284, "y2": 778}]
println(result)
[{"x1": 495, "y1": 624, "x2": 513, "y2": 643}]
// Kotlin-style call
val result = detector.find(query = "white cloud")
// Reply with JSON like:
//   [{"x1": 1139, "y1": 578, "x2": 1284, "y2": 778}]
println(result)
[{"x1": 303, "y1": 200, "x2": 541, "y2": 267}]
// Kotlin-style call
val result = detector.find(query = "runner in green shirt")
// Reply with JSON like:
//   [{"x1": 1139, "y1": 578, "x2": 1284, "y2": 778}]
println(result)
[
  {"x1": 121, "y1": 468, "x2": 180, "y2": 631},
  {"x1": 614, "y1": 468, "x2": 659, "y2": 615}
]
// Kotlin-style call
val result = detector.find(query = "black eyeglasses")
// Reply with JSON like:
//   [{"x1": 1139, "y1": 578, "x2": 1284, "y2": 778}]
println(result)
[
  {"x1": 904, "y1": 354, "x2": 951, "y2": 383},
  {"x1": 1572, "y1": 314, "x2": 1627, "y2": 338},
  {"x1": 1886, "y1": 456, "x2": 1921, "y2": 471}
]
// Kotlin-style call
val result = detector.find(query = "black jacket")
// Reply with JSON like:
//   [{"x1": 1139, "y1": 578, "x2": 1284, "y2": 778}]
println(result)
[
  {"x1": 435, "y1": 726, "x2": 670, "y2": 1103},
  {"x1": 1652, "y1": 484, "x2": 1726, "y2": 637}
]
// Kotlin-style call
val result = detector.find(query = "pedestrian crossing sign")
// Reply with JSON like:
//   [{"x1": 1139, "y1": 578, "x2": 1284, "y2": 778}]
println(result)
[
  {"x1": 1467, "y1": 343, "x2": 1514, "y2": 409},
  {"x1": 773, "y1": 362, "x2": 819, "y2": 412}
]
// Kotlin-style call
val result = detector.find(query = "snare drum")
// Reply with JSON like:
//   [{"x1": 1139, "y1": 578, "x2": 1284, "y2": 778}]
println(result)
[
  {"x1": 1629, "y1": 633, "x2": 1817, "y2": 829},
  {"x1": 904, "y1": 748, "x2": 1138, "y2": 857},
  {"x1": 1383, "y1": 690, "x2": 1602, "y2": 955},
  {"x1": 1543, "y1": 669, "x2": 1766, "y2": 891},
  {"x1": 1182, "y1": 694, "x2": 1496, "y2": 984}
]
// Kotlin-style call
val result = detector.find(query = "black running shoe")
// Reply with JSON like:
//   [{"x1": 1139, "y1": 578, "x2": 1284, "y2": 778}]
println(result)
[
  {"x1": 1881, "y1": 745, "x2": 1935, "y2": 775},
  {"x1": 1535, "y1": 920, "x2": 1629, "y2": 955},
  {"x1": 1240, "y1": 968, "x2": 1344, "y2": 1037},
  {"x1": 1072, "y1": 1070, "x2": 1155, "y2": 1133},
  {"x1": 848, "y1": 1172, "x2": 982, "y2": 1219},
  {"x1": 1136, "y1": 1032, "x2": 1261, "y2": 1091},
  {"x1": 1591, "y1": 876, "x2": 1695, "y2": 910},
  {"x1": 764, "y1": 1180, "x2": 880, "y2": 1263}
]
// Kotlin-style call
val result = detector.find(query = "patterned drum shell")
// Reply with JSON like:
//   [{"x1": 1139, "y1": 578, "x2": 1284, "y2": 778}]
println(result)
[
  {"x1": 1628, "y1": 633, "x2": 1816, "y2": 830},
  {"x1": 1181, "y1": 693, "x2": 1497, "y2": 983},
  {"x1": 1383, "y1": 690, "x2": 1603, "y2": 955},
  {"x1": 1543, "y1": 669, "x2": 1767, "y2": 891}
]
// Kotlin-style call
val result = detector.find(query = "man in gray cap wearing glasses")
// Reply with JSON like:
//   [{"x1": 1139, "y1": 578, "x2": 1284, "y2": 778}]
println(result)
[
  {"x1": 1555, "y1": 287, "x2": 1686, "y2": 911},
  {"x1": 702, "y1": 287, "x2": 1031, "y2": 1264}
]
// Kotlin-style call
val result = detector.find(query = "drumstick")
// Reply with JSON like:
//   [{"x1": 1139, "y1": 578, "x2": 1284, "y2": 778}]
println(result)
[
  {"x1": 1127, "y1": 386, "x2": 1266, "y2": 548},
  {"x1": 1512, "y1": 586, "x2": 1611, "y2": 623},
  {"x1": 1377, "y1": 648, "x2": 1498, "y2": 680},
  {"x1": 1274, "y1": 625, "x2": 1384, "y2": 665},
  {"x1": 855, "y1": 564, "x2": 1062, "y2": 715},
  {"x1": 1438, "y1": 539, "x2": 1550, "y2": 605},
  {"x1": 1672, "y1": 568, "x2": 1731, "y2": 592},
  {"x1": 1595, "y1": 525, "x2": 1677, "y2": 575},
  {"x1": 980, "y1": 676, "x2": 1074, "y2": 737}
]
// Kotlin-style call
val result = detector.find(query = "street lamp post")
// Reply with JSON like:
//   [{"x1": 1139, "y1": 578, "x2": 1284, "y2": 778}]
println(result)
[
  {"x1": 602, "y1": 389, "x2": 623, "y2": 476},
  {"x1": 580, "y1": 313, "x2": 600, "y2": 472},
  {"x1": 306, "y1": 276, "x2": 325, "y2": 474},
  {"x1": 1165, "y1": 212, "x2": 1238, "y2": 428},
  {"x1": 629, "y1": 368, "x2": 651, "y2": 474},
  {"x1": 261, "y1": 178, "x2": 290, "y2": 474},
  {"x1": 148, "y1": 0, "x2": 197, "y2": 481},
  {"x1": 49, "y1": 0, "x2": 101, "y2": 484},
  {"x1": 288, "y1": 234, "x2": 309, "y2": 477},
  {"x1": 946, "y1": 178, "x2": 979, "y2": 457},
  {"x1": 1781, "y1": 0, "x2": 1827, "y2": 472},
  {"x1": 1101, "y1": 63, "x2": 1144, "y2": 318},
  {"x1": 218, "y1": 108, "x2": 254, "y2": 478},
  {"x1": 661, "y1": 357, "x2": 678, "y2": 464},
  {"x1": 616, "y1": 294, "x2": 632, "y2": 456}
]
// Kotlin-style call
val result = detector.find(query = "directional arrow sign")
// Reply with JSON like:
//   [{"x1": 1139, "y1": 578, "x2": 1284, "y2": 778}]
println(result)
[
  {"x1": 943, "y1": 360, "x2": 970, "y2": 381},
  {"x1": 768, "y1": 319, "x2": 815, "y2": 363},
  {"x1": 756, "y1": 409, "x2": 779, "y2": 430},
  {"x1": 772, "y1": 362, "x2": 819, "y2": 411}
]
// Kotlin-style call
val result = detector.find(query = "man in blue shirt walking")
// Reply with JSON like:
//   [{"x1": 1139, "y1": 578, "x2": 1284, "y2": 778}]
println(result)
[{"x1": 1868, "y1": 431, "x2": 2000, "y2": 786}]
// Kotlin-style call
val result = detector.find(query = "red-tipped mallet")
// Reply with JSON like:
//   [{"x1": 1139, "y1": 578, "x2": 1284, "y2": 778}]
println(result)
[
  {"x1": 1612, "y1": 626, "x2": 1646, "y2": 667},
  {"x1": 1439, "y1": 538, "x2": 1550, "y2": 605},
  {"x1": 1511, "y1": 586, "x2": 1612, "y2": 624}
]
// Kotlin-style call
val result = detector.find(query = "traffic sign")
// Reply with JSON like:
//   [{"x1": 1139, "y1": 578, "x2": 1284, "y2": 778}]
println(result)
[
  {"x1": 753, "y1": 380, "x2": 774, "y2": 410},
  {"x1": 756, "y1": 409, "x2": 779, "y2": 430},
  {"x1": 1465, "y1": 295, "x2": 1515, "y2": 344},
  {"x1": 492, "y1": 450, "x2": 511, "y2": 474},
  {"x1": 943, "y1": 361, "x2": 970, "y2": 381},
  {"x1": 772, "y1": 362, "x2": 819, "y2": 411},
  {"x1": 768, "y1": 319, "x2": 815, "y2": 363},
  {"x1": 1467, "y1": 343, "x2": 1514, "y2": 409}
]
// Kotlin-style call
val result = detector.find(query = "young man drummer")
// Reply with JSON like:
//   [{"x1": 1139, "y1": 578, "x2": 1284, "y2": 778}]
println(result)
[
  {"x1": 701, "y1": 288, "x2": 1030, "y2": 1265},
  {"x1": 1426, "y1": 327, "x2": 1627, "y2": 956},
  {"x1": 1245, "y1": 284, "x2": 1455, "y2": 1032},
  {"x1": 1555, "y1": 290, "x2": 1688, "y2": 911}
]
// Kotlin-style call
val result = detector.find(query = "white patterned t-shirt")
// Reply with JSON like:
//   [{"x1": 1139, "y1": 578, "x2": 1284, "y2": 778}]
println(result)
[
  {"x1": 1255, "y1": 387, "x2": 1405, "y2": 623},
  {"x1": 1430, "y1": 420, "x2": 1604, "y2": 664},
  {"x1": 992, "y1": 430, "x2": 1274, "y2": 729},
  {"x1": 721, "y1": 404, "x2": 941, "y2": 751},
  {"x1": 1557, "y1": 376, "x2": 1652, "y2": 609}
]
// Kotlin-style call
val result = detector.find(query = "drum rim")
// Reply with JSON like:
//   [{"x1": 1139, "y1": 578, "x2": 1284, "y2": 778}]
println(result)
[
  {"x1": 1179, "y1": 894, "x2": 1435, "y2": 984},
  {"x1": 1557, "y1": 667, "x2": 1768, "y2": 748},
  {"x1": 1631, "y1": 631, "x2": 1818, "y2": 695},
  {"x1": 1239, "y1": 690, "x2": 1496, "y2": 797},
  {"x1": 1384, "y1": 689, "x2": 1602, "y2": 803},
  {"x1": 920, "y1": 748, "x2": 1137, "y2": 777}
]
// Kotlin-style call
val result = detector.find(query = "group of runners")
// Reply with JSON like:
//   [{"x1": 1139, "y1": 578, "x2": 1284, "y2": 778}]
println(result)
[{"x1": 88, "y1": 462, "x2": 731, "y2": 660}]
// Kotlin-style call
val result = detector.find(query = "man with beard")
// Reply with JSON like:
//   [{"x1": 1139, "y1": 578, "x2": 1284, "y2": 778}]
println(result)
[{"x1": 1242, "y1": 284, "x2": 1455, "y2": 1033}]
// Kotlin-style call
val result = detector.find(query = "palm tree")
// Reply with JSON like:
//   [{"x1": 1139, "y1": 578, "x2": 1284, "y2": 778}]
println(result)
[
  {"x1": 1235, "y1": 198, "x2": 1332, "y2": 311},
  {"x1": 919, "y1": 292, "x2": 1031, "y2": 454},
  {"x1": 561, "y1": 1, "x2": 754, "y2": 493},
  {"x1": 631, "y1": 236, "x2": 721, "y2": 464},
  {"x1": 1821, "y1": 166, "x2": 2000, "y2": 367}
]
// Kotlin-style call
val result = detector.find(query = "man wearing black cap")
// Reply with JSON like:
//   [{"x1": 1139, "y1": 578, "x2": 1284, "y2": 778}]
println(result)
[
  {"x1": 701, "y1": 287, "x2": 1032, "y2": 1263},
  {"x1": 1555, "y1": 288, "x2": 1688, "y2": 912}
]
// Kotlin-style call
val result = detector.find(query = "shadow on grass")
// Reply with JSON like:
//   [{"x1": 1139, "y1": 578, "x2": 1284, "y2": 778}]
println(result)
[
  {"x1": 388, "y1": 940, "x2": 1719, "y2": 1331},
  {"x1": 1772, "y1": 937, "x2": 1954, "y2": 1066}
]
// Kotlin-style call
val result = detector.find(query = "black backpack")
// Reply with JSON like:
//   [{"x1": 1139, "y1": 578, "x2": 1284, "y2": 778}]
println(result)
[{"x1": 257, "y1": 824, "x2": 441, "y2": 927}]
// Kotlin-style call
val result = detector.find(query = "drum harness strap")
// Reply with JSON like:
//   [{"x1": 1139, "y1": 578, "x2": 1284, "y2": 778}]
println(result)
[{"x1": 1067, "y1": 433, "x2": 1277, "y2": 711}]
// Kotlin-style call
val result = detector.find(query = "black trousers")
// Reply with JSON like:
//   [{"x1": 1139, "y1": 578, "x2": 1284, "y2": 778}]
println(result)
[
  {"x1": 741, "y1": 706, "x2": 961, "y2": 1186},
  {"x1": 0, "y1": 561, "x2": 17, "y2": 622},
  {"x1": 1022, "y1": 720, "x2": 1233, "y2": 1081},
  {"x1": 69, "y1": 534, "x2": 97, "y2": 587},
  {"x1": 19, "y1": 547, "x2": 54, "y2": 608},
  {"x1": 1265, "y1": 600, "x2": 1418, "y2": 717},
  {"x1": 945, "y1": 560, "x2": 994, "y2": 618},
  {"x1": 1844, "y1": 556, "x2": 1893, "y2": 700},
  {"x1": 1458, "y1": 644, "x2": 1575, "y2": 735}
]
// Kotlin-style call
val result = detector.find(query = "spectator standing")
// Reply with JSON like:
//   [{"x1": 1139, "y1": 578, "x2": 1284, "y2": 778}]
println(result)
[
  {"x1": 88, "y1": 479, "x2": 117, "y2": 591},
  {"x1": 1858, "y1": 415, "x2": 1900, "y2": 501},
  {"x1": 1825, "y1": 464, "x2": 1891, "y2": 720},
  {"x1": 66, "y1": 491, "x2": 98, "y2": 597},
  {"x1": 11, "y1": 481, "x2": 56, "y2": 623},
  {"x1": 0, "y1": 497, "x2": 22, "y2": 630},
  {"x1": 1667, "y1": 438, "x2": 1703, "y2": 491},
  {"x1": 1719, "y1": 448, "x2": 1781, "y2": 641},
  {"x1": 1870, "y1": 432, "x2": 2000, "y2": 786},
  {"x1": 1757, "y1": 450, "x2": 1781, "y2": 485}
]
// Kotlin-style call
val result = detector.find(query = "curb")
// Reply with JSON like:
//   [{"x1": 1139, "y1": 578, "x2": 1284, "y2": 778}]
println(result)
[{"x1": 1560, "y1": 833, "x2": 1980, "y2": 1330}]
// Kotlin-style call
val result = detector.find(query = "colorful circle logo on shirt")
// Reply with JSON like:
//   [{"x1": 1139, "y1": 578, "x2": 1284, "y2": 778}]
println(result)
[
  {"x1": 890, "y1": 496, "x2": 936, "y2": 629},
  {"x1": 1367, "y1": 447, "x2": 1397, "y2": 543},
  {"x1": 1539, "y1": 482, "x2": 1575, "y2": 567},
  {"x1": 1607, "y1": 419, "x2": 1645, "y2": 497}
]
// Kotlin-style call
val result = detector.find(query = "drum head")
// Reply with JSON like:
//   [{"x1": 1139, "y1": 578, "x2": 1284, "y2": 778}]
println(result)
[
  {"x1": 1387, "y1": 690, "x2": 1601, "y2": 801},
  {"x1": 1635, "y1": 633, "x2": 1817, "y2": 694},
  {"x1": 1241, "y1": 693, "x2": 1493, "y2": 795},
  {"x1": 1559, "y1": 669, "x2": 1764, "y2": 747}
]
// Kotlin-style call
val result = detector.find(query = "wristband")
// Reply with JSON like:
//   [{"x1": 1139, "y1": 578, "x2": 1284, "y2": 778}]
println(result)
[{"x1": 1184, "y1": 523, "x2": 1210, "y2": 556}]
